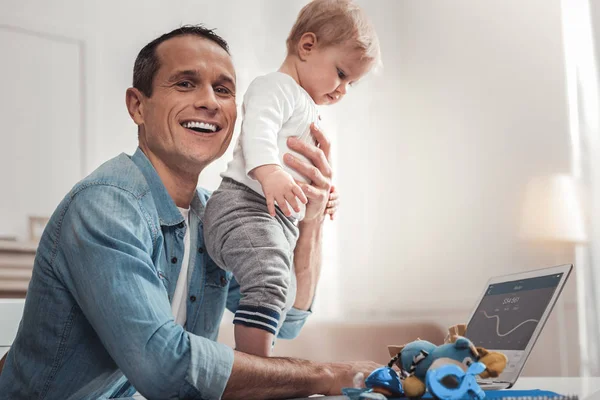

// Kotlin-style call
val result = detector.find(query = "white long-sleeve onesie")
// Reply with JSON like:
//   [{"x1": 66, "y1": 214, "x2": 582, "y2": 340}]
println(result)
[{"x1": 221, "y1": 72, "x2": 319, "y2": 220}]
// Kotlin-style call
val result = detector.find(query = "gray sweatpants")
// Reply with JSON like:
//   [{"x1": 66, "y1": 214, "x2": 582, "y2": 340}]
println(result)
[{"x1": 203, "y1": 178, "x2": 298, "y2": 335}]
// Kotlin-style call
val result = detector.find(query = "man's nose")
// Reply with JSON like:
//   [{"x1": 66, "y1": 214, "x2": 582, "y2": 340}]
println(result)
[{"x1": 194, "y1": 86, "x2": 219, "y2": 112}]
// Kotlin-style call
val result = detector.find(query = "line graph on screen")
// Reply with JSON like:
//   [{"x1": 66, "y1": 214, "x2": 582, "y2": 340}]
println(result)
[{"x1": 481, "y1": 310, "x2": 539, "y2": 337}]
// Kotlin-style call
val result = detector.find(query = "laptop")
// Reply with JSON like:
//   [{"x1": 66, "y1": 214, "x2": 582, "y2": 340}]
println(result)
[{"x1": 464, "y1": 264, "x2": 572, "y2": 390}]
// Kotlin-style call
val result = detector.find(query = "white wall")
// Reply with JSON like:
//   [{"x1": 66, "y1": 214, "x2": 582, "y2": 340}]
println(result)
[
  {"x1": 335, "y1": 0, "x2": 576, "y2": 376},
  {"x1": 0, "y1": 0, "x2": 578, "y2": 375},
  {"x1": 336, "y1": 0, "x2": 572, "y2": 313},
  {"x1": 0, "y1": 25, "x2": 83, "y2": 241}
]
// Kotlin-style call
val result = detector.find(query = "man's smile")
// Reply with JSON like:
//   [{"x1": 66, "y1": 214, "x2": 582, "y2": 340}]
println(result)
[{"x1": 180, "y1": 119, "x2": 222, "y2": 134}]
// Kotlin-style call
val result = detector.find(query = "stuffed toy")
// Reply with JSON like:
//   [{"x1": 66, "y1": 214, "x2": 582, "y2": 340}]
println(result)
[
  {"x1": 442, "y1": 323, "x2": 508, "y2": 381},
  {"x1": 350, "y1": 326, "x2": 508, "y2": 399},
  {"x1": 386, "y1": 328, "x2": 508, "y2": 398},
  {"x1": 425, "y1": 359, "x2": 487, "y2": 400}
]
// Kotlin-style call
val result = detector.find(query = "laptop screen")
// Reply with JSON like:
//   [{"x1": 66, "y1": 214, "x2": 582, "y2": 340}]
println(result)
[{"x1": 466, "y1": 273, "x2": 563, "y2": 351}]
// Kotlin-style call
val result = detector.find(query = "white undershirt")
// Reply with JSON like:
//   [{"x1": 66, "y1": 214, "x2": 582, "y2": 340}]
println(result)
[{"x1": 171, "y1": 207, "x2": 192, "y2": 327}]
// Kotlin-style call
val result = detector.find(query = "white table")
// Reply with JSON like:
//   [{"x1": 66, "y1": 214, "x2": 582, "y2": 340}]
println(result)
[
  {"x1": 511, "y1": 377, "x2": 600, "y2": 398},
  {"x1": 289, "y1": 377, "x2": 600, "y2": 400},
  {"x1": 127, "y1": 377, "x2": 600, "y2": 399}
]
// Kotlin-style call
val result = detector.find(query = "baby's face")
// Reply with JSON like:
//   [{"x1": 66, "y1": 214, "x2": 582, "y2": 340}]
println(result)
[{"x1": 298, "y1": 42, "x2": 374, "y2": 106}]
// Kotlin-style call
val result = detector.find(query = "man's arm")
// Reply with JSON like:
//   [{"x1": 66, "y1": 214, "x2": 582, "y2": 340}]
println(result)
[
  {"x1": 293, "y1": 218, "x2": 324, "y2": 310},
  {"x1": 223, "y1": 351, "x2": 381, "y2": 399},
  {"x1": 285, "y1": 123, "x2": 334, "y2": 310}
]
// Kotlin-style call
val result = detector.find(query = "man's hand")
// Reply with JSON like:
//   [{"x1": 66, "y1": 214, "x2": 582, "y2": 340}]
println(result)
[
  {"x1": 251, "y1": 164, "x2": 307, "y2": 217},
  {"x1": 326, "y1": 185, "x2": 339, "y2": 220},
  {"x1": 322, "y1": 361, "x2": 383, "y2": 395},
  {"x1": 284, "y1": 123, "x2": 332, "y2": 222}
]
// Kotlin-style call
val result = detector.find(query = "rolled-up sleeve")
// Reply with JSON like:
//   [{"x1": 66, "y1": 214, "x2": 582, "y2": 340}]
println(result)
[
  {"x1": 226, "y1": 276, "x2": 310, "y2": 340},
  {"x1": 187, "y1": 335, "x2": 234, "y2": 398},
  {"x1": 57, "y1": 185, "x2": 233, "y2": 399},
  {"x1": 276, "y1": 307, "x2": 311, "y2": 340}
]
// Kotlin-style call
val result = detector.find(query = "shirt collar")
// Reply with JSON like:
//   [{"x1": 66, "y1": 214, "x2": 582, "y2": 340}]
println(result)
[{"x1": 132, "y1": 147, "x2": 205, "y2": 226}]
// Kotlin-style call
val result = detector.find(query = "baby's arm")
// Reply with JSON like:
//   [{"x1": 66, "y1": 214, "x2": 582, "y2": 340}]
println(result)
[{"x1": 241, "y1": 75, "x2": 307, "y2": 216}]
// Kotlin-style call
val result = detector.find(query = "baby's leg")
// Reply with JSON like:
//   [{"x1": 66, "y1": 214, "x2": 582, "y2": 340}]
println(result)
[{"x1": 204, "y1": 179, "x2": 299, "y2": 356}]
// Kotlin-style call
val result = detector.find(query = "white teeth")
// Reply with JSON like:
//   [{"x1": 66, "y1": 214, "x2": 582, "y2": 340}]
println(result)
[{"x1": 182, "y1": 121, "x2": 218, "y2": 132}]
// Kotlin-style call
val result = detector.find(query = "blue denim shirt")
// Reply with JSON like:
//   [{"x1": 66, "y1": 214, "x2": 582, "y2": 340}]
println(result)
[{"x1": 0, "y1": 148, "x2": 310, "y2": 400}]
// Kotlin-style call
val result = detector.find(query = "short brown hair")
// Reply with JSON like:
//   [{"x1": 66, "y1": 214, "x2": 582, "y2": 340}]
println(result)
[
  {"x1": 133, "y1": 25, "x2": 229, "y2": 97},
  {"x1": 286, "y1": 0, "x2": 380, "y2": 64}
]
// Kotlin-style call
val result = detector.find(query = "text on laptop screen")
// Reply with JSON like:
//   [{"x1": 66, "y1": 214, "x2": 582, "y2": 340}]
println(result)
[{"x1": 466, "y1": 273, "x2": 563, "y2": 351}]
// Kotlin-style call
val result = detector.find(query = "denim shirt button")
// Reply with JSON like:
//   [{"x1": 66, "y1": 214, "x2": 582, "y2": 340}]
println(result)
[
  {"x1": 190, "y1": 295, "x2": 197, "y2": 302},
  {"x1": 171, "y1": 257, "x2": 178, "y2": 264},
  {"x1": 177, "y1": 222, "x2": 184, "y2": 229},
  {"x1": 198, "y1": 247, "x2": 204, "y2": 254},
  {"x1": 220, "y1": 276, "x2": 227, "y2": 287}
]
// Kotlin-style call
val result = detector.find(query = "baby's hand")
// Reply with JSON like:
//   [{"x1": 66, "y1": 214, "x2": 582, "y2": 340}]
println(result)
[{"x1": 252, "y1": 165, "x2": 308, "y2": 217}]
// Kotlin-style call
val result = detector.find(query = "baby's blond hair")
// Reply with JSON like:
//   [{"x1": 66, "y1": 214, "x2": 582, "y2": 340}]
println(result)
[{"x1": 286, "y1": 0, "x2": 381, "y2": 65}]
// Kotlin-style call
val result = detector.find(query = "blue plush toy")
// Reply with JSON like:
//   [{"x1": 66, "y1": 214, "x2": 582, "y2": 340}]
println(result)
[
  {"x1": 426, "y1": 360, "x2": 487, "y2": 400},
  {"x1": 365, "y1": 366, "x2": 404, "y2": 397},
  {"x1": 343, "y1": 334, "x2": 508, "y2": 399},
  {"x1": 386, "y1": 336, "x2": 507, "y2": 398}
]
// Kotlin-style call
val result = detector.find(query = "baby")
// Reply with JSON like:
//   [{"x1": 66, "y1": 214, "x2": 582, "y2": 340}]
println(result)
[{"x1": 204, "y1": 0, "x2": 381, "y2": 356}]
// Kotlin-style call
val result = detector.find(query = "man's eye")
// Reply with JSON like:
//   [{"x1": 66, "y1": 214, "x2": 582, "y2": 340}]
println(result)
[
  {"x1": 337, "y1": 68, "x2": 346, "y2": 79},
  {"x1": 177, "y1": 81, "x2": 193, "y2": 88},
  {"x1": 215, "y1": 87, "x2": 233, "y2": 95}
]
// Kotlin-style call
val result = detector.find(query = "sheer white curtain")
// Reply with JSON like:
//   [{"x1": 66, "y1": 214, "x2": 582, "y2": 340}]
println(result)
[{"x1": 561, "y1": 0, "x2": 600, "y2": 376}]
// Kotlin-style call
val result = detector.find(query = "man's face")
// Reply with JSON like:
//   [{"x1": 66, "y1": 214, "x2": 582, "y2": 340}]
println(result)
[{"x1": 136, "y1": 35, "x2": 237, "y2": 173}]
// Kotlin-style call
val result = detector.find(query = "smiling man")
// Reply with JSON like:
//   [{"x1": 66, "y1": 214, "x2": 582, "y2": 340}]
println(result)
[{"x1": 0, "y1": 26, "x2": 379, "y2": 400}]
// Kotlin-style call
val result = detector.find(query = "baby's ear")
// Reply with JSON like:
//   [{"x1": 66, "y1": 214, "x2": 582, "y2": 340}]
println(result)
[{"x1": 388, "y1": 345, "x2": 406, "y2": 358}]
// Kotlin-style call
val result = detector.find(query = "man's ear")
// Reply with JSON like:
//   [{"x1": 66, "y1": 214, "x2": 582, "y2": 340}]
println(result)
[
  {"x1": 126, "y1": 87, "x2": 146, "y2": 126},
  {"x1": 297, "y1": 32, "x2": 317, "y2": 61}
]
